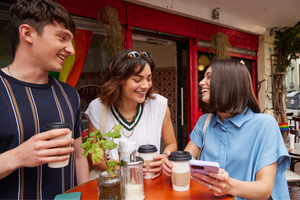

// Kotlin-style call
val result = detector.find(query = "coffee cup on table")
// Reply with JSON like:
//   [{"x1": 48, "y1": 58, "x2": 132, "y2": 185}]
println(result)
[
  {"x1": 169, "y1": 151, "x2": 192, "y2": 191},
  {"x1": 289, "y1": 134, "x2": 295, "y2": 149},
  {"x1": 138, "y1": 144, "x2": 158, "y2": 179},
  {"x1": 44, "y1": 122, "x2": 73, "y2": 168}
]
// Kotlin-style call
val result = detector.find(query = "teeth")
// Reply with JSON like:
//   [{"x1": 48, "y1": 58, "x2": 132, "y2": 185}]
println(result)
[
  {"x1": 202, "y1": 89, "x2": 208, "y2": 92},
  {"x1": 137, "y1": 92, "x2": 146, "y2": 94},
  {"x1": 58, "y1": 55, "x2": 65, "y2": 60}
]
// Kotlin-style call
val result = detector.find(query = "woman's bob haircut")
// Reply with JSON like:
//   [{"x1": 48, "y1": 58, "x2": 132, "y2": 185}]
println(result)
[
  {"x1": 99, "y1": 49, "x2": 156, "y2": 107},
  {"x1": 208, "y1": 59, "x2": 261, "y2": 114}
]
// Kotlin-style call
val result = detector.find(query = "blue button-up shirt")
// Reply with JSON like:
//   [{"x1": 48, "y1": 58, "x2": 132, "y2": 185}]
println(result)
[{"x1": 190, "y1": 108, "x2": 290, "y2": 200}]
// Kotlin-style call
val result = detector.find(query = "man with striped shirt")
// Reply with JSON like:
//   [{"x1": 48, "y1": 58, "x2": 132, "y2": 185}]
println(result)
[{"x1": 0, "y1": 0, "x2": 89, "y2": 199}]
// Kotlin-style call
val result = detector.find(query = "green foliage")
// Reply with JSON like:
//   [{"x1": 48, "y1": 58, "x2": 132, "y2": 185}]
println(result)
[
  {"x1": 209, "y1": 32, "x2": 231, "y2": 61},
  {"x1": 80, "y1": 124, "x2": 123, "y2": 177},
  {"x1": 274, "y1": 25, "x2": 300, "y2": 71}
]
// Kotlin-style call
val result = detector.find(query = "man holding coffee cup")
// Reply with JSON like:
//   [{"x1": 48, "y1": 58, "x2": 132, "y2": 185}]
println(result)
[{"x1": 0, "y1": 0, "x2": 89, "y2": 199}]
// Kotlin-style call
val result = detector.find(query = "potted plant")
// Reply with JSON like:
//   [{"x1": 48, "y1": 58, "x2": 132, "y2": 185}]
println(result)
[{"x1": 81, "y1": 124, "x2": 124, "y2": 200}]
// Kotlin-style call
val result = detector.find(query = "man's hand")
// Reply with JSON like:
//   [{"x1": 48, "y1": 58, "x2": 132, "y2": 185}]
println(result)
[{"x1": 15, "y1": 128, "x2": 74, "y2": 168}]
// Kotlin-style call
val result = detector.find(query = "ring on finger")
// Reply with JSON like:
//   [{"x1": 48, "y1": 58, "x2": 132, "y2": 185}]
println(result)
[{"x1": 209, "y1": 184, "x2": 212, "y2": 190}]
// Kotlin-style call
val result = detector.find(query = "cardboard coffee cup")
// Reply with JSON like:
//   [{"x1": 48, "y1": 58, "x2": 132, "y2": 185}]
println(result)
[
  {"x1": 138, "y1": 144, "x2": 158, "y2": 179},
  {"x1": 44, "y1": 122, "x2": 73, "y2": 168},
  {"x1": 289, "y1": 134, "x2": 295, "y2": 149},
  {"x1": 169, "y1": 151, "x2": 192, "y2": 191}
]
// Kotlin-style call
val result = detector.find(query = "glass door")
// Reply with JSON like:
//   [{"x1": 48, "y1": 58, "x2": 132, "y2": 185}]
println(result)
[{"x1": 131, "y1": 33, "x2": 189, "y2": 151}]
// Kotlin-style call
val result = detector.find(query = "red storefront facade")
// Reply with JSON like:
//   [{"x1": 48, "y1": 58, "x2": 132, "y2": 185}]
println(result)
[{"x1": 57, "y1": 0, "x2": 259, "y2": 149}]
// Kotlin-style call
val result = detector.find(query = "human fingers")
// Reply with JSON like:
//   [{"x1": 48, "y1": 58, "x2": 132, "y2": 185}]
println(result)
[
  {"x1": 143, "y1": 168, "x2": 147, "y2": 177},
  {"x1": 153, "y1": 154, "x2": 164, "y2": 160},
  {"x1": 34, "y1": 152, "x2": 72, "y2": 165},
  {"x1": 37, "y1": 146, "x2": 74, "y2": 157},
  {"x1": 35, "y1": 128, "x2": 71, "y2": 141},
  {"x1": 151, "y1": 170, "x2": 161, "y2": 180},
  {"x1": 165, "y1": 150, "x2": 171, "y2": 156},
  {"x1": 191, "y1": 173, "x2": 215, "y2": 191},
  {"x1": 34, "y1": 137, "x2": 74, "y2": 150},
  {"x1": 148, "y1": 164, "x2": 162, "y2": 174},
  {"x1": 162, "y1": 159, "x2": 172, "y2": 176},
  {"x1": 150, "y1": 160, "x2": 162, "y2": 168},
  {"x1": 192, "y1": 170, "x2": 229, "y2": 196},
  {"x1": 16, "y1": 139, "x2": 74, "y2": 168}
]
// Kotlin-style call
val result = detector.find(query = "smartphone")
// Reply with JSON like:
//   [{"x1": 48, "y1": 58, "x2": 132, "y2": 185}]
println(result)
[{"x1": 189, "y1": 160, "x2": 219, "y2": 176}]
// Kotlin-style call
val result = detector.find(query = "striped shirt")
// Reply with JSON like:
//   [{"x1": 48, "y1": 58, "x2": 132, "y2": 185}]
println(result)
[{"x1": 0, "y1": 70, "x2": 82, "y2": 200}]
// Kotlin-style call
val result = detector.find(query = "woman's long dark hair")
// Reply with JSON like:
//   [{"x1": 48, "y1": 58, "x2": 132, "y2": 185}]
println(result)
[
  {"x1": 208, "y1": 60, "x2": 261, "y2": 114},
  {"x1": 99, "y1": 49, "x2": 156, "y2": 107}
]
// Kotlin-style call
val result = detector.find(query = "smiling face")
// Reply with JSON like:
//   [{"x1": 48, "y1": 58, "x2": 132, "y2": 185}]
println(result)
[
  {"x1": 199, "y1": 66, "x2": 211, "y2": 103},
  {"x1": 120, "y1": 63, "x2": 152, "y2": 104},
  {"x1": 32, "y1": 21, "x2": 74, "y2": 73}
]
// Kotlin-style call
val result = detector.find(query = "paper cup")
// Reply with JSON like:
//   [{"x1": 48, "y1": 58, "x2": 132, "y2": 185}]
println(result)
[
  {"x1": 289, "y1": 134, "x2": 295, "y2": 149},
  {"x1": 44, "y1": 122, "x2": 73, "y2": 168},
  {"x1": 138, "y1": 144, "x2": 157, "y2": 179},
  {"x1": 169, "y1": 151, "x2": 192, "y2": 191}
]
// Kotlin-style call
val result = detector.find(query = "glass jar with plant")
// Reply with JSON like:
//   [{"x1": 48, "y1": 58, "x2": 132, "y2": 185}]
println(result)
[{"x1": 80, "y1": 124, "x2": 124, "y2": 200}]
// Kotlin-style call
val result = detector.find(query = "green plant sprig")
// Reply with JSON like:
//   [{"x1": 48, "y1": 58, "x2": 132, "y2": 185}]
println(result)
[{"x1": 80, "y1": 124, "x2": 123, "y2": 176}]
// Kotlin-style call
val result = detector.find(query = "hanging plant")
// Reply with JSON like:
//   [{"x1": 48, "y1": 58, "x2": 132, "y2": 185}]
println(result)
[
  {"x1": 209, "y1": 32, "x2": 231, "y2": 61},
  {"x1": 97, "y1": 6, "x2": 123, "y2": 61}
]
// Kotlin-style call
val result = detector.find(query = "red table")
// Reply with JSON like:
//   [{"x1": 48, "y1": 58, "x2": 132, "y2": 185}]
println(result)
[{"x1": 67, "y1": 173, "x2": 235, "y2": 200}]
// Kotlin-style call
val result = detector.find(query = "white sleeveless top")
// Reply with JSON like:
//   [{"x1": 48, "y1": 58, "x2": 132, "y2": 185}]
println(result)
[{"x1": 85, "y1": 93, "x2": 167, "y2": 159}]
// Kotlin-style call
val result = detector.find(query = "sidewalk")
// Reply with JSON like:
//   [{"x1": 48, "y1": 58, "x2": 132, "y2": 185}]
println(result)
[
  {"x1": 290, "y1": 163, "x2": 300, "y2": 199},
  {"x1": 287, "y1": 109, "x2": 300, "y2": 199}
]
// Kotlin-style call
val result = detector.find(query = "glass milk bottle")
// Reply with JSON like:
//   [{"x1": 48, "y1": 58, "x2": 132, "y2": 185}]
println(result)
[{"x1": 121, "y1": 154, "x2": 145, "y2": 200}]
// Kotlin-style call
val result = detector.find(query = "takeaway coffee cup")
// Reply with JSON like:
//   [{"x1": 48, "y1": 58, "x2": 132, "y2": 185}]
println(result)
[
  {"x1": 169, "y1": 151, "x2": 192, "y2": 191},
  {"x1": 289, "y1": 134, "x2": 295, "y2": 149},
  {"x1": 44, "y1": 122, "x2": 73, "y2": 168},
  {"x1": 138, "y1": 144, "x2": 158, "y2": 179}
]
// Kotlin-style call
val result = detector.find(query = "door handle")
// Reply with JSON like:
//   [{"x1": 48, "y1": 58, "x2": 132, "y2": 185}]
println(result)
[{"x1": 181, "y1": 87, "x2": 184, "y2": 126}]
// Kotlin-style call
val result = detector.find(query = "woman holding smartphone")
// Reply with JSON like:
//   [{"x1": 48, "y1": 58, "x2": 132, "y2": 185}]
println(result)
[{"x1": 162, "y1": 60, "x2": 290, "y2": 200}]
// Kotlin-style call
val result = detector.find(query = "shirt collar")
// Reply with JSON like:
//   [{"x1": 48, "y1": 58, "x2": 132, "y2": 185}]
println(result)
[{"x1": 211, "y1": 107, "x2": 255, "y2": 127}]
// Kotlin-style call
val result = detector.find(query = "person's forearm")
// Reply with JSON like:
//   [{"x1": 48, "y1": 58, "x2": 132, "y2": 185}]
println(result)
[
  {"x1": 75, "y1": 156, "x2": 89, "y2": 184},
  {"x1": 163, "y1": 143, "x2": 177, "y2": 153},
  {"x1": 230, "y1": 178, "x2": 273, "y2": 199},
  {"x1": 74, "y1": 137, "x2": 90, "y2": 184},
  {"x1": 0, "y1": 148, "x2": 20, "y2": 180},
  {"x1": 75, "y1": 146, "x2": 89, "y2": 184}
]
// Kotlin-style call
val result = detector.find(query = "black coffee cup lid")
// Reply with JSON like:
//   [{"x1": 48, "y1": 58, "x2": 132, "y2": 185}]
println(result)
[
  {"x1": 169, "y1": 151, "x2": 192, "y2": 161},
  {"x1": 138, "y1": 144, "x2": 157, "y2": 153},
  {"x1": 44, "y1": 122, "x2": 72, "y2": 131}
]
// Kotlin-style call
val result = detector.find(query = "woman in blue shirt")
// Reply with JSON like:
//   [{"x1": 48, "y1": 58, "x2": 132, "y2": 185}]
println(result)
[{"x1": 162, "y1": 60, "x2": 290, "y2": 200}]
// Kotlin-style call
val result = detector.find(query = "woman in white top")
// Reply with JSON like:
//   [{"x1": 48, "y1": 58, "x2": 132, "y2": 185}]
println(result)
[{"x1": 85, "y1": 49, "x2": 177, "y2": 179}]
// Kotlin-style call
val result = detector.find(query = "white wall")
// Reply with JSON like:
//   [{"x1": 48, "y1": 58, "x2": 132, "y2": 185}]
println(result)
[{"x1": 257, "y1": 35, "x2": 275, "y2": 116}]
